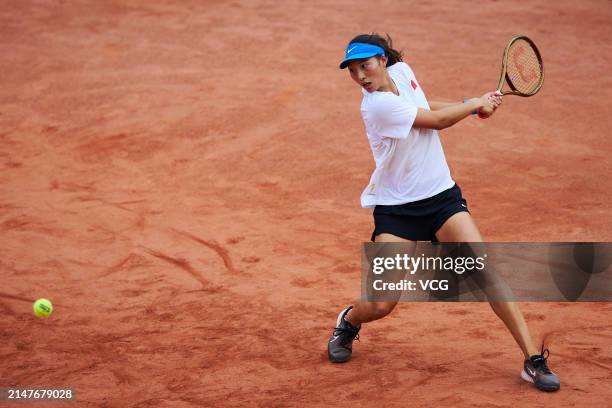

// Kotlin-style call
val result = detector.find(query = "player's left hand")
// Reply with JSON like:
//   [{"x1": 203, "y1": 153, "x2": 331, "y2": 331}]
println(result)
[{"x1": 477, "y1": 91, "x2": 502, "y2": 119}]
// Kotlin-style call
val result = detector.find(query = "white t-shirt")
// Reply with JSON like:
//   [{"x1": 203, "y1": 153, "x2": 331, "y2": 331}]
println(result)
[{"x1": 360, "y1": 62, "x2": 455, "y2": 208}]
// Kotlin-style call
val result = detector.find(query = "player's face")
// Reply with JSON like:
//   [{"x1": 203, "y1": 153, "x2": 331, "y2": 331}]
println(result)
[{"x1": 347, "y1": 56, "x2": 386, "y2": 93}]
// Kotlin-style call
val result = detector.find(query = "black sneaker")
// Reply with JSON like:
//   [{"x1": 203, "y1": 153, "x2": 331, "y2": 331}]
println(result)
[
  {"x1": 327, "y1": 306, "x2": 361, "y2": 363},
  {"x1": 521, "y1": 345, "x2": 560, "y2": 392}
]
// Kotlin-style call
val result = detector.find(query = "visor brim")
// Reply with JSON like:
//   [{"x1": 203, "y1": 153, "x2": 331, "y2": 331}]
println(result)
[{"x1": 339, "y1": 52, "x2": 380, "y2": 69}]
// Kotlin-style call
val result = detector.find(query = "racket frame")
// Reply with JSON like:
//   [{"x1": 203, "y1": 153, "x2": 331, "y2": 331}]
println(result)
[{"x1": 496, "y1": 35, "x2": 544, "y2": 97}]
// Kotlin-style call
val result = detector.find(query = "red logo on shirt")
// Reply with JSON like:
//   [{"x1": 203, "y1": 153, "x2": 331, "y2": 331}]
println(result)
[{"x1": 411, "y1": 80, "x2": 418, "y2": 90}]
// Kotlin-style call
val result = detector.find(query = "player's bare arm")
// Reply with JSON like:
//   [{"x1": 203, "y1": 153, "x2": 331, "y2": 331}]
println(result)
[{"x1": 414, "y1": 92, "x2": 501, "y2": 130}]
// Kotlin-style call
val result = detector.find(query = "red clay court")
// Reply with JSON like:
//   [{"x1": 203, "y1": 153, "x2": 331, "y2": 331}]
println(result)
[{"x1": 1, "y1": 1, "x2": 611, "y2": 407}]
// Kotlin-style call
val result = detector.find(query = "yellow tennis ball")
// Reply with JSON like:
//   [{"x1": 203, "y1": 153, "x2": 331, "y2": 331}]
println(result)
[{"x1": 33, "y1": 298, "x2": 53, "y2": 318}]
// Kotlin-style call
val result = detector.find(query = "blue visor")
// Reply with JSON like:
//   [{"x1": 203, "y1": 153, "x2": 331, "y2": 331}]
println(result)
[{"x1": 339, "y1": 42, "x2": 385, "y2": 69}]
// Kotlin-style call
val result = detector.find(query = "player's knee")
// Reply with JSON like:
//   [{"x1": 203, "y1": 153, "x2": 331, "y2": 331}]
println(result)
[{"x1": 371, "y1": 302, "x2": 397, "y2": 318}]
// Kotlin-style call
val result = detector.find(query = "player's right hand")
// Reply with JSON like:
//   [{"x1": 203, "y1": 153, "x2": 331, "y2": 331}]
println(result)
[{"x1": 477, "y1": 91, "x2": 503, "y2": 119}]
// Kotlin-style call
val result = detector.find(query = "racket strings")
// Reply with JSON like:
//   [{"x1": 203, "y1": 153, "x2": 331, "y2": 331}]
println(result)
[{"x1": 506, "y1": 39, "x2": 542, "y2": 95}]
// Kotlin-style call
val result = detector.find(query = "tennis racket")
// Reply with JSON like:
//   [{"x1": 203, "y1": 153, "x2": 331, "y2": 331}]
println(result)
[
  {"x1": 496, "y1": 35, "x2": 544, "y2": 97},
  {"x1": 478, "y1": 36, "x2": 543, "y2": 117}
]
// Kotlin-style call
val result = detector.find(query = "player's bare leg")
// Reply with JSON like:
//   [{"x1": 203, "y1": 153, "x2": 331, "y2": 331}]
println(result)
[
  {"x1": 436, "y1": 211, "x2": 560, "y2": 391},
  {"x1": 435, "y1": 211, "x2": 538, "y2": 357},
  {"x1": 328, "y1": 233, "x2": 413, "y2": 363},
  {"x1": 344, "y1": 233, "x2": 415, "y2": 325}
]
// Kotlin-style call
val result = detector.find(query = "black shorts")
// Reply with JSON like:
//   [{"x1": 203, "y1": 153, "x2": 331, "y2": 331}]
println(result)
[{"x1": 371, "y1": 184, "x2": 469, "y2": 242}]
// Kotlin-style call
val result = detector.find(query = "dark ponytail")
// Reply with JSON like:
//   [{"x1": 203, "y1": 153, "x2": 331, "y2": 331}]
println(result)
[{"x1": 348, "y1": 33, "x2": 403, "y2": 67}]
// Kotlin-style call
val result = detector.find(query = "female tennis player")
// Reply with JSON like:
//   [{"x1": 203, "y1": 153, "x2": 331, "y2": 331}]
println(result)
[{"x1": 327, "y1": 33, "x2": 560, "y2": 392}]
